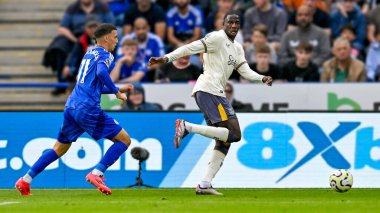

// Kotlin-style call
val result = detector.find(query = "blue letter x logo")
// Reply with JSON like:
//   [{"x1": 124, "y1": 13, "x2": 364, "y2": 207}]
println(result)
[{"x1": 276, "y1": 122, "x2": 360, "y2": 183}]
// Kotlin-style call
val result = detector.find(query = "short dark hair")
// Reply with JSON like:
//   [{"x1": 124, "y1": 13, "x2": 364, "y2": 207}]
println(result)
[
  {"x1": 340, "y1": 24, "x2": 356, "y2": 35},
  {"x1": 94, "y1": 23, "x2": 117, "y2": 39},
  {"x1": 256, "y1": 43, "x2": 271, "y2": 54},
  {"x1": 223, "y1": 11, "x2": 240, "y2": 22},
  {"x1": 296, "y1": 41, "x2": 313, "y2": 53}
]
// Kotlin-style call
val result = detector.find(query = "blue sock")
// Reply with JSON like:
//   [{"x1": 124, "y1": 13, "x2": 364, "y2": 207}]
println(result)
[
  {"x1": 27, "y1": 149, "x2": 59, "y2": 178},
  {"x1": 95, "y1": 142, "x2": 128, "y2": 173}
]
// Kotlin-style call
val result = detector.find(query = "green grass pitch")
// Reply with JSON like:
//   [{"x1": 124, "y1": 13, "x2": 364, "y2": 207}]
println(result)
[{"x1": 1, "y1": 188, "x2": 379, "y2": 213}]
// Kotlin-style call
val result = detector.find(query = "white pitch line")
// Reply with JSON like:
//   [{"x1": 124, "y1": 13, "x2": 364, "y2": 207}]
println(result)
[{"x1": 0, "y1": 201, "x2": 19, "y2": 206}]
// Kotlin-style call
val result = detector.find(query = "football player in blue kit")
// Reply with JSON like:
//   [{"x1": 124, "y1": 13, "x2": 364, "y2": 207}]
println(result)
[{"x1": 15, "y1": 24, "x2": 134, "y2": 196}]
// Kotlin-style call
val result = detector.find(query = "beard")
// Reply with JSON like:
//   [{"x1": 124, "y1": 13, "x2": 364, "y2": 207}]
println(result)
[{"x1": 298, "y1": 22, "x2": 311, "y2": 29}]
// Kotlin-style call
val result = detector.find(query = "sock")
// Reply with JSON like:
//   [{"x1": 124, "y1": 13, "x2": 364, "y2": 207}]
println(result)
[
  {"x1": 200, "y1": 150, "x2": 226, "y2": 187},
  {"x1": 185, "y1": 121, "x2": 229, "y2": 142},
  {"x1": 93, "y1": 141, "x2": 128, "y2": 175},
  {"x1": 25, "y1": 149, "x2": 59, "y2": 183}
]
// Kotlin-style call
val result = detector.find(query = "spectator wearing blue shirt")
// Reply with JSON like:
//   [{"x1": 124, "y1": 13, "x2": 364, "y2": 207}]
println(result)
[
  {"x1": 111, "y1": 39, "x2": 147, "y2": 82},
  {"x1": 43, "y1": 0, "x2": 114, "y2": 95},
  {"x1": 167, "y1": 0, "x2": 204, "y2": 47},
  {"x1": 366, "y1": 31, "x2": 380, "y2": 81},
  {"x1": 330, "y1": 0, "x2": 366, "y2": 51},
  {"x1": 122, "y1": 0, "x2": 166, "y2": 40},
  {"x1": 119, "y1": 17, "x2": 165, "y2": 65}
]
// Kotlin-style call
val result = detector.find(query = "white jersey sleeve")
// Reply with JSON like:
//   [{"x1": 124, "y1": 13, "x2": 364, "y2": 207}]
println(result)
[
  {"x1": 164, "y1": 31, "x2": 221, "y2": 62},
  {"x1": 235, "y1": 44, "x2": 264, "y2": 83}
]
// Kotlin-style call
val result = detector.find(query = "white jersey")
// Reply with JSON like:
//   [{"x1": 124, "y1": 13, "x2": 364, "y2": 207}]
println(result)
[{"x1": 164, "y1": 30, "x2": 264, "y2": 97}]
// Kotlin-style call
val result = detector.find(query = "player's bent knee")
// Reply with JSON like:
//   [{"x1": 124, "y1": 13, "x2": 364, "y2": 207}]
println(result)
[{"x1": 229, "y1": 130, "x2": 241, "y2": 143}]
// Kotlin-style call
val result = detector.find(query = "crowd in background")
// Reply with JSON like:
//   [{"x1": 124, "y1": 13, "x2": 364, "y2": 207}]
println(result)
[{"x1": 42, "y1": 0, "x2": 380, "y2": 96}]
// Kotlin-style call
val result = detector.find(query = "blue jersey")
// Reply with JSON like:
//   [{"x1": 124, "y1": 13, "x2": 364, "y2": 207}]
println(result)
[
  {"x1": 166, "y1": 5, "x2": 203, "y2": 35},
  {"x1": 119, "y1": 60, "x2": 147, "y2": 82},
  {"x1": 66, "y1": 46, "x2": 117, "y2": 110},
  {"x1": 118, "y1": 32, "x2": 165, "y2": 63}
]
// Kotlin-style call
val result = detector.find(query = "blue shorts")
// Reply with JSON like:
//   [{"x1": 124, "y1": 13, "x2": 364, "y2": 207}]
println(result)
[
  {"x1": 57, "y1": 108, "x2": 122, "y2": 143},
  {"x1": 194, "y1": 91, "x2": 237, "y2": 125}
]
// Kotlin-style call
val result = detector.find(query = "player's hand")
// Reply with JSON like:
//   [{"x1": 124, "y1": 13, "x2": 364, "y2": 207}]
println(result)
[
  {"x1": 116, "y1": 91, "x2": 128, "y2": 105},
  {"x1": 262, "y1": 76, "x2": 272, "y2": 86},
  {"x1": 119, "y1": 83, "x2": 134, "y2": 93},
  {"x1": 148, "y1": 57, "x2": 167, "y2": 67}
]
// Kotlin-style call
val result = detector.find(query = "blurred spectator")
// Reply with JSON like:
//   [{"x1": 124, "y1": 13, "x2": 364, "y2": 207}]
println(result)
[
  {"x1": 232, "y1": 0, "x2": 254, "y2": 13},
  {"x1": 225, "y1": 82, "x2": 253, "y2": 112},
  {"x1": 119, "y1": 17, "x2": 165, "y2": 81},
  {"x1": 321, "y1": 37, "x2": 365, "y2": 82},
  {"x1": 279, "y1": 5, "x2": 330, "y2": 67},
  {"x1": 122, "y1": 0, "x2": 166, "y2": 40},
  {"x1": 110, "y1": 39, "x2": 147, "y2": 82},
  {"x1": 282, "y1": 0, "x2": 329, "y2": 13},
  {"x1": 62, "y1": 15, "x2": 100, "y2": 93},
  {"x1": 247, "y1": 44, "x2": 281, "y2": 81},
  {"x1": 367, "y1": 4, "x2": 380, "y2": 43},
  {"x1": 339, "y1": 25, "x2": 362, "y2": 59},
  {"x1": 375, "y1": 66, "x2": 380, "y2": 82},
  {"x1": 245, "y1": 24, "x2": 278, "y2": 64},
  {"x1": 205, "y1": 0, "x2": 235, "y2": 33},
  {"x1": 167, "y1": 0, "x2": 203, "y2": 48},
  {"x1": 365, "y1": 31, "x2": 380, "y2": 81},
  {"x1": 43, "y1": 0, "x2": 114, "y2": 95},
  {"x1": 358, "y1": 0, "x2": 380, "y2": 14},
  {"x1": 155, "y1": 55, "x2": 202, "y2": 82},
  {"x1": 287, "y1": 0, "x2": 331, "y2": 36},
  {"x1": 214, "y1": 12, "x2": 244, "y2": 43},
  {"x1": 121, "y1": 82, "x2": 162, "y2": 111},
  {"x1": 103, "y1": 0, "x2": 129, "y2": 26},
  {"x1": 281, "y1": 41, "x2": 320, "y2": 82},
  {"x1": 331, "y1": 0, "x2": 366, "y2": 51},
  {"x1": 120, "y1": 17, "x2": 165, "y2": 64},
  {"x1": 243, "y1": 0, "x2": 287, "y2": 50}
]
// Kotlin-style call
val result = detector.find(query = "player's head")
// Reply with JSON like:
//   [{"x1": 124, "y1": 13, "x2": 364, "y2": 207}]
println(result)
[
  {"x1": 223, "y1": 11, "x2": 240, "y2": 39},
  {"x1": 94, "y1": 24, "x2": 118, "y2": 52},
  {"x1": 121, "y1": 39, "x2": 138, "y2": 58},
  {"x1": 295, "y1": 41, "x2": 313, "y2": 66},
  {"x1": 134, "y1": 17, "x2": 150, "y2": 42},
  {"x1": 251, "y1": 24, "x2": 268, "y2": 44}
]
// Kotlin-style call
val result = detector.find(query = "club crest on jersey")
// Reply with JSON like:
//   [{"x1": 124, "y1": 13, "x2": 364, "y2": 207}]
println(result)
[{"x1": 227, "y1": 55, "x2": 237, "y2": 66}]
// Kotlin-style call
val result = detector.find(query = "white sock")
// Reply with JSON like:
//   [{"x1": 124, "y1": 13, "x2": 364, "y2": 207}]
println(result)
[
  {"x1": 200, "y1": 150, "x2": 226, "y2": 187},
  {"x1": 22, "y1": 174, "x2": 33, "y2": 184},
  {"x1": 91, "y1": 169, "x2": 104, "y2": 176},
  {"x1": 185, "y1": 121, "x2": 229, "y2": 142}
]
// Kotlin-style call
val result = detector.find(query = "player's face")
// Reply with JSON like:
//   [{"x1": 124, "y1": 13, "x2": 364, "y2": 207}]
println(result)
[
  {"x1": 107, "y1": 30, "x2": 118, "y2": 52},
  {"x1": 223, "y1": 15, "x2": 240, "y2": 39}
]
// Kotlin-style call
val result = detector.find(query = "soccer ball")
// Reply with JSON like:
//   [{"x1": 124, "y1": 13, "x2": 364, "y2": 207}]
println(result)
[{"x1": 329, "y1": 169, "x2": 353, "y2": 193}]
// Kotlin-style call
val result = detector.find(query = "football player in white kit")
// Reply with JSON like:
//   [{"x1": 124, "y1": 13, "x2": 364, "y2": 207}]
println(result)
[{"x1": 149, "y1": 12, "x2": 272, "y2": 195}]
